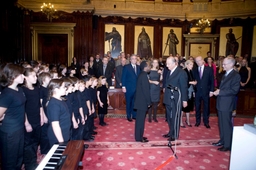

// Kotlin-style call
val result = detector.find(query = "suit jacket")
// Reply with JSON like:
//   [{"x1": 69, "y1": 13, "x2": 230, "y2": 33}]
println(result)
[
  {"x1": 217, "y1": 70, "x2": 241, "y2": 112},
  {"x1": 98, "y1": 63, "x2": 114, "y2": 86},
  {"x1": 115, "y1": 65, "x2": 124, "y2": 88},
  {"x1": 193, "y1": 65, "x2": 214, "y2": 96},
  {"x1": 134, "y1": 71, "x2": 151, "y2": 111},
  {"x1": 93, "y1": 59, "x2": 102, "y2": 78},
  {"x1": 121, "y1": 64, "x2": 140, "y2": 94},
  {"x1": 163, "y1": 67, "x2": 188, "y2": 105}
]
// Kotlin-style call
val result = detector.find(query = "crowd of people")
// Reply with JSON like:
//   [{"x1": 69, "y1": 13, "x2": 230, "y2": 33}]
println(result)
[{"x1": 0, "y1": 51, "x2": 254, "y2": 169}]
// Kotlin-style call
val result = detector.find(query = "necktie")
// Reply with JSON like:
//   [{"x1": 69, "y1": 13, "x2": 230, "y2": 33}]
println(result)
[
  {"x1": 199, "y1": 66, "x2": 202, "y2": 79},
  {"x1": 133, "y1": 65, "x2": 136, "y2": 75},
  {"x1": 170, "y1": 70, "x2": 172, "y2": 75},
  {"x1": 103, "y1": 65, "x2": 106, "y2": 76}
]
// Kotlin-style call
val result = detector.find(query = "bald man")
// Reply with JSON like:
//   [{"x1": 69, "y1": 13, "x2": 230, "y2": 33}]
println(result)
[
  {"x1": 212, "y1": 56, "x2": 241, "y2": 151},
  {"x1": 163, "y1": 57, "x2": 188, "y2": 141}
]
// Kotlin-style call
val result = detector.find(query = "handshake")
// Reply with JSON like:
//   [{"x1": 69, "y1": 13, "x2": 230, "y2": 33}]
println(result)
[{"x1": 210, "y1": 89, "x2": 220, "y2": 97}]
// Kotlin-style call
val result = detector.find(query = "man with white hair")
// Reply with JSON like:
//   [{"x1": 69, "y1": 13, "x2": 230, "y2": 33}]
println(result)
[{"x1": 163, "y1": 57, "x2": 188, "y2": 141}]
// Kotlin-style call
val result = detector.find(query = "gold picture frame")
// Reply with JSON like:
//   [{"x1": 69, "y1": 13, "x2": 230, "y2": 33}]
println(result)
[
  {"x1": 104, "y1": 24, "x2": 125, "y2": 58},
  {"x1": 134, "y1": 26, "x2": 154, "y2": 59},
  {"x1": 219, "y1": 26, "x2": 242, "y2": 57},
  {"x1": 162, "y1": 27, "x2": 182, "y2": 57}
]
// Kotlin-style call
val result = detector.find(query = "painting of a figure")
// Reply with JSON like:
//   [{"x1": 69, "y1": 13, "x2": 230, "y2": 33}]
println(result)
[
  {"x1": 165, "y1": 29, "x2": 179, "y2": 56},
  {"x1": 219, "y1": 27, "x2": 242, "y2": 57},
  {"x1": 105, "y1": 24, "x2": 124, "y2": 58},
  {"x1": 134, "y1": 26, "x2": 154, "y2": 60},
  {"x1": 225, "y1": 28, "x2": 240, "y2": 56},
  {"x1": 162, "y1": 27, "x2": 182, "y2": 58}
]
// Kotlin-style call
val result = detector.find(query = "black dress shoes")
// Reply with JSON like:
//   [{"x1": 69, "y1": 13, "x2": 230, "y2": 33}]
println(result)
[
  {"x1": 143, "y1": 137, "x2": 148, "y2": 140},
  {"x1": 136, "y1": 139, "x2": 149, "y2": 143},
  {"x1": 180, "y1": 125, "x2": 186, "y2": 128},
  {"x1": 132, "y1": 117, "x2": 136, "y2": 120},
  {"x1": 195, "y1": 123, "x2": 200, "y2": 127},
  {"x1": 212, "y1": 142, "x2": 223, "y2": 147},
  {"x1": 163, "y1": 134, "x2": 170, "y2": 138},
  {"x1": 218, "y1": 146, "x2": 230, "y2": 152},
  {"x1": 127, "y1": 118, "x2": 132, "y2": 122},
  {"x1": 204, "y1": 124, "x2": 211, "y2": 128}
]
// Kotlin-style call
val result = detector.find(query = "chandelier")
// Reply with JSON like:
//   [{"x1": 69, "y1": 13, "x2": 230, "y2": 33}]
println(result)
[
  {"x1": 196, "y1": 18, "x2": 210, "y2": 34},
  {"x1": 41, "y1": 3, "x2": 57, "y2": 22}
]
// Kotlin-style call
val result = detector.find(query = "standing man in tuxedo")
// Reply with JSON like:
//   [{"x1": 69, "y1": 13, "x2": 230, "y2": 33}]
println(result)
[
  {"x1": 115, "y1": 57, "x2": 127, "y2": 88},
  {"x1": 193, "y1": 56, "x2": 214, "y2": 128},
  {"x1": 212, "y1": 56, "x2": 240, "y2": 151},
  {"x1": 163, "y1": 57, "x2": 188, "y2": 141},
  {"x1": 98, "y1": 56, "x2": 114, "y2": 86},
  {"x1": 122, "y1": 54, "x2": 140, "y2": 122},
  {"x1": 134, "y1": 61, "x2": 151, "y2": 143}
]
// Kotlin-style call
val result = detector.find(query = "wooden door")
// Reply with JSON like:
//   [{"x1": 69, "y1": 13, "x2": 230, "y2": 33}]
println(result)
[{"x1": 38, "y1": 34, "x2": 68, "y2": 65}]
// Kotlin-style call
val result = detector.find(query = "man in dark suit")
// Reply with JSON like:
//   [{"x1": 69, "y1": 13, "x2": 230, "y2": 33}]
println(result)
[
  {"x1": 93, "y1": 54, "x2": 102, "y2": 78},
  {"x1": 121, "y1": 54, "x2": 140, "y2": 122},
  {"x1": 163, "y1": 57, "x2": 188, "y2": 141},
  {"x1": 134, "y1": 61, "x2": 151, "y2": 143},
  {"x1": 193, "y1": 56, "x2": 214, "y2": 128},
  {"x1": 98, "y1": 56, "x2": 114, "y2": 86},
  {"x1": 212, "y1": 56, "x2": 241, "y2": 151},
  {"x1": 115, "y1": 57, "x2": 126, "y2": 88}
]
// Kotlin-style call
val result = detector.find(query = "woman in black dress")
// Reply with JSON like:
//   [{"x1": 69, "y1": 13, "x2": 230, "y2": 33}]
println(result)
[
  {"x1": 238, "y1": 59, "x2": 251, "y2": 90},
  {"x1": 148, "y1": 59, "x2": 163, "y2": 122},
  {"x1": 97, "y1": 76, "x2": 109, "y2": 126},
  {"x1": 181, "y1": 60, "x2": 197, "y2": 127}
]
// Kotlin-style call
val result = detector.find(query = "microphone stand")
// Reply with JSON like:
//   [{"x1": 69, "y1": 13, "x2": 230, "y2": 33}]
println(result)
[{"x1": 151, "y1": 85, "x2": 181, "y2": 160}]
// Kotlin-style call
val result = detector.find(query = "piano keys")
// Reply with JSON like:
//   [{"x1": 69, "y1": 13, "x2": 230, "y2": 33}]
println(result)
[{"x1": 36, "y1": 140, "x2": 84, "y2": 170}]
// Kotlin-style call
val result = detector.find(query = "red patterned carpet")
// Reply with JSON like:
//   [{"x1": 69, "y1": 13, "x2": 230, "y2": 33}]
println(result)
[{"x1": 79, "y1": 116, "x2": 253, "y2": 170}]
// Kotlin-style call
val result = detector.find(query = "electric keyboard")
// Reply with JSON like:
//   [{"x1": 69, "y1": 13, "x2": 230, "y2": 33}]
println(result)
[{"x1": 36, "y1": 140, "x2": 84, "y2": 170}]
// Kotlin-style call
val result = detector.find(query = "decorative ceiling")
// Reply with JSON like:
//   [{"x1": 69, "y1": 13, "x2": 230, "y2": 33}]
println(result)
[{"x1": 17, "y1": 0, "x2": 256, "y2": 20}]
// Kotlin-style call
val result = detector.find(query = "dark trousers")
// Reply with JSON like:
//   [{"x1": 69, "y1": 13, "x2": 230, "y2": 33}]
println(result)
[
  {"x1": 40, "y1": 123, "x2": 50, "y2": 154},
  {"x1": 135, "y1": 109, "x2": 147, "y2": 141},
  {"x1": 88, "y1": 114, "x2": 94, "y2": 134},
  {"x1": 72, "y1": 117, "x2": 84, "y2": 140},
  {"x1": 0, "y1": 128, "x2": 24, "y2": 170},
  {"x1": 166, "y1": 104, "x2": 181, "y2": 139},
  {"x1": 125, "y1": 91, "x2": 136, "y2": 119},
  {"x1": 195, "y1": 93, "x2": 210, "y2": 124},
  {"x1": 83, "y1": 117, "x2": 91, "y2": 140},
  {"x1": 24, "y1": 124, "x2": 41, "y2": 170},
  {"x1": 218, "y1": 110, "x2": 233, "y2": 148}
]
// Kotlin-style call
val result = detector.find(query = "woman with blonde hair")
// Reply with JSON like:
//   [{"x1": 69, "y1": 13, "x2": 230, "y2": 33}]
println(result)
[
  {"x1": 238, "y1": 59, "x2": 251, "y2": 90},
  {"x1": 97, "y1": 76, "x2": 110, "y2": 126},
  {"x1": 181, "y1": 60, "x2": 197, "y2": 127}
]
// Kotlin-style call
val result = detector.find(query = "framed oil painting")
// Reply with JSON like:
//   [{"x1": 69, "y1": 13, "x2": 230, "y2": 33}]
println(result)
[
  {"x1": 251, "y1": 25, "x2": 256, "y2": 60},
  {"x1": 134, "y1": 26, "x2": 154, "y2": 59},
  {"x1": 162, "y1": 27, "x2": 182, "y2": 58},
  {"x1": 104, "y1": 24, "x2": 125, "y2": 58},
  {"x1": 219, "y1": 26, "x2": 242, "y2": 57}
]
